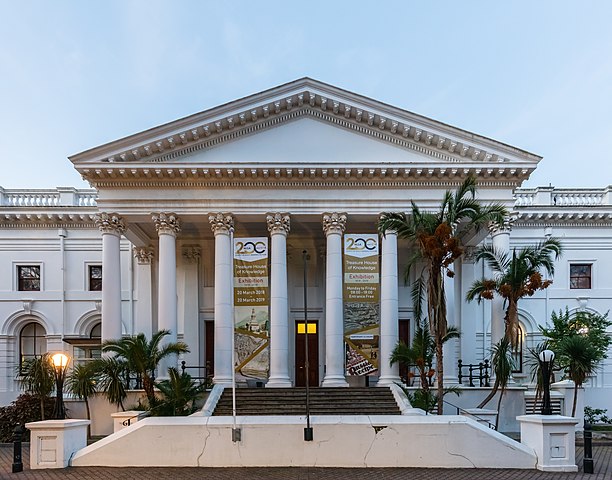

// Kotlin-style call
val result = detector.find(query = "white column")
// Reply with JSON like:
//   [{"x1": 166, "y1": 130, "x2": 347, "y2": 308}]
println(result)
[
  {"x1": 153, "y1": 212, "x2": 181, "y2": 378},
  {"x1": 460, "y1": 249, "x2": 479, "y2": 365},
  {"x1": 490, "y1": 223, "x2": 511, "y2": 348},
  {"x1": 181, "y1": 246, "x2": 201, "y2": 368},
  {"x1": 443, "y1": 260, "x2": 461, "y2": 384},
  {"x1": 378, "y1": 229, "x2": 401, "y2": 386},
  {"x1": 322, "y1": 212, "x2": 348, "y2": 387},
  {"x1": 133, "y1": 247, "x2": 154, "y2": 339},
  {"x1": 266, "y1": 213, "x2": 292, "y2": 387},
  {"x1": 95, "y1": 213, "x2": 125, "y2": 344},
  {"x1": 209, "y1": 213, "x2": 234, "y2": 385}
]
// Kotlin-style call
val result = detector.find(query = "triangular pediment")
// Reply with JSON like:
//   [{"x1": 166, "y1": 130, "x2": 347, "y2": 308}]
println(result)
[{"x1": 70, "y1": 78, "x2": 541, "y2": 185}]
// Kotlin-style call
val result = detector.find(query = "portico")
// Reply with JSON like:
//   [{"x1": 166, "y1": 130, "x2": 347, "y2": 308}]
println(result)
[{"x1": 70, "y1": 78, "x2": 539, "y2": 387}]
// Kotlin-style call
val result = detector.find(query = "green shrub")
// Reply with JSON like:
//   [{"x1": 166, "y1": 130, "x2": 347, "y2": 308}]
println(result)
[
  {"x1": 0, "y1": 393, "x2": 55, "y2": 442},
  {"x1": 584, "y1": 406, "x2": 612, "y2": 424}
]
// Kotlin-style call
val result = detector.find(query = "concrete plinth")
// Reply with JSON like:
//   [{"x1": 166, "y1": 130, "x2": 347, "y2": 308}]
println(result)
[
  {"x1": 517, "y1": 414, "x2": 579, "y2": 472},
  {"x1": 26, "y1": 419, "x2": 90, "y2": 469},
  {"x1": 111, "y1": 410, "x2": 150, "y2": 433}
]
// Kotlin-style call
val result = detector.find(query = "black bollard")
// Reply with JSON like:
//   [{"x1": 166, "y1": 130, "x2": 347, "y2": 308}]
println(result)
[
  {"x1": 583, "y1": 420, "x2": 594, "y2": 474},
  {"x1": 12, "y1": 425, "x2": 24, "y2": 473}
]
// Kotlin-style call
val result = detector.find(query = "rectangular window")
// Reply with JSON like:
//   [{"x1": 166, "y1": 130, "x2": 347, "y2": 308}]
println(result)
[
  {"x1": 570, "y1": 264, "x2": 592, "y2": 289},
  {"x1": 89, "y1": 265, "x2": 102, "y2": 291},
  {"x1": 17, "y1": 265, "x2": 40, "y2": 291}
]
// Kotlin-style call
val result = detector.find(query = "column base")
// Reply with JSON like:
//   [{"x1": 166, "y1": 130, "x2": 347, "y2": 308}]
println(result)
[
  {"x1": 322, "y1": 375, "x2": 349, "y2": 387},
  {"x1": 377, "y1": 375, "x2": 402, "y2": 387},
  {"x1": 212, "y1": 375, "x2": 234, "y2": 386},
  {"x1": 266, "y1": 377, "x2": 292, "y2": 388}
]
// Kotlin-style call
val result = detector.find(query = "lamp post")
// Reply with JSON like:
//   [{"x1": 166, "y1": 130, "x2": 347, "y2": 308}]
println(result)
[
  {"x1": 539, "y1": 349, "x2": 555, "y2": 415},
  {"x1": 51, "y1": 353, "x2": 69, "y2": 420}
]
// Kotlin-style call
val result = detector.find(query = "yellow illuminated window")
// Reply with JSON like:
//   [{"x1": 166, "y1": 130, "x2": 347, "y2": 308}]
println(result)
[{"x1": 297, "y1": 323, "x2": 316, "y2": 334}]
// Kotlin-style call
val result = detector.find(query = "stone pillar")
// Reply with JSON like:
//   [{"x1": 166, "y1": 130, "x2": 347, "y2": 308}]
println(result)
[
  {"x1": 95, "y1": 213, "x2": 125, "y2": 344},
  {"x1": 443, "y1": 260, "x2": 460, "y2": 384},
  {"x1": 490, "y1": 221, "x2": 511, "y2": 348},
  {"x1": 460, "y1": 248, "x2": 479, "y2": 365},
  {"x1": 378, "y1": 228, "x2": 401, "y2": 386},
  {"x1": 133, "y1": 247, "x2": 154, "y2": 339},
  {"x1": 209, "y1": 213, "x2": 234, "y2": 385},
  {"x1": 153, "y1": 212, "x2": 181, "y2": 378},
  {"x1": 266, "y1": 213, "x2": 292, "y2": 387},
  {"x1": 321, "y1": 212, "x2": 348, "y2": 387},
  {"x1": 181, "y1": 246, "x2": 201, "y2": 368}
]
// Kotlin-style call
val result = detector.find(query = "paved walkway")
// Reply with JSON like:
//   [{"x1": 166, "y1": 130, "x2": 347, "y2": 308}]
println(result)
[{"x1": 1, "y1": 444, "x2": 611, "y2": 479}]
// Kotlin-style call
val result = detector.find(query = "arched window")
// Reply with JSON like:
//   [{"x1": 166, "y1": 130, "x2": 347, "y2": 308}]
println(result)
[{"x1": 19, "y1": 322, "x2": 47, "y2": 368}]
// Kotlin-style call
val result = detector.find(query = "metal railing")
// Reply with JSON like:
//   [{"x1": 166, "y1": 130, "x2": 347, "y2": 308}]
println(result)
[
  {"x1": 457, "y1": 359, "x2": 490, "y2": 387},
  {"x1": 180, "y1": 361, "x2": 213, "y2": 386}
]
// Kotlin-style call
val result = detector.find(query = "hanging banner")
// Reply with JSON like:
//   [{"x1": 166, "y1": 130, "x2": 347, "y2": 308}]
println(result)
[
  {"x1": 343, "y1": 234, "x2": 380, "y2": 376},
  {"x1": 233, "y1": 237, "x2": 269, "y2": 380}
]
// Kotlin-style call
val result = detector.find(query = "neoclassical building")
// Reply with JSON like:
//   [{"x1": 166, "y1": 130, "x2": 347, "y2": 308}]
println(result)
[{"x1": 1, "y1": 78, "x2": 611, "y2": 411}]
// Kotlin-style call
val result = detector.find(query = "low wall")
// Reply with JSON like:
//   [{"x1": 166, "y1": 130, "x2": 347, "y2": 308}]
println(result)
[{"x1": 71, "y1": 415, "x2": 537, "y2": 469}]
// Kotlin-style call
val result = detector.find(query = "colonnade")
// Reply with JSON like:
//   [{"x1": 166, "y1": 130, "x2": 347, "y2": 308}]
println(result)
[{"x1": 95, "y1": 210, "x2": 402, "y2": 387}]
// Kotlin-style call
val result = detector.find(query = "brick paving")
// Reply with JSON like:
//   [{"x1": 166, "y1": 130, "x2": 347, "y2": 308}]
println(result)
[{"x1": 1, "y1": 444, "x2": 611, "y2": 480}]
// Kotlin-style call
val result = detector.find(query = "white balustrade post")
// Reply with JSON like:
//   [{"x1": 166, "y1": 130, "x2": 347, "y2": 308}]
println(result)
[
  {"x1": 322, "y1": 212, "x2": 348, "y2": 387},
  {"x1": 266, "y1": 213, "x2": 292, "y2": 387},
  {"x1": 96, "y1": 213, "x2": 125, "y2": 344},
  {"x1": 378, "y1": 229, "x2": 401, "y2": 386},
  {"x1": 153, "y1": 212, "x2": 181, "y2": 379},
  {"x1": 209, "y1": 213, "x2": 234, "y2": 385}
]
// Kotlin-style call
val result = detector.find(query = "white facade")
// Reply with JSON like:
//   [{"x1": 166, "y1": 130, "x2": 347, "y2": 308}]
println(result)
[{"x1": 1, "y1": 79, "x2": 611, "y2": 411}]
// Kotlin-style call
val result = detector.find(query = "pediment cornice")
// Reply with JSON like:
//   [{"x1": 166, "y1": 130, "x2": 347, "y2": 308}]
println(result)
[{"x1": 71, "y1": 79, "x2": 540, "y2": 186}]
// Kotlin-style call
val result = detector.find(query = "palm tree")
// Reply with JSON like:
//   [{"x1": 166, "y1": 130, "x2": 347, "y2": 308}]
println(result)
[
  {"x1": 379, "y1": 175, "x2": 507, "y2": 414},
  {"x1": 153, "y1": 367, "x2": 206, "y2": 416},
  {"x1": 390, "y1": 321, "x2": 434, "y2": 390},
  {"x1": 102, "y1": 330, "x2": 189, "y2": 407},
  {"x1": 94, "y1": 356, "x2": 128, "y2": 411},
  {"x1": 557, "y1": 335, "x2": 599, "y2": 417},
  {"x1": 466, "y1": 238, "x2": 562, "y2": 347},
  {"x1": 66, "y1": 362, "x2": 98, "y2": 439},
  {"x1": 18, "y1": 353, "x2": 55, "y2": 420},
  {"x1": 477, "y1": 337, "x2": 515, "y2": 429}
]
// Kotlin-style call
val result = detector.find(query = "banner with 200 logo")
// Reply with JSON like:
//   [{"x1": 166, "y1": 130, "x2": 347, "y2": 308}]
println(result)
[
  {"x1": 233, "y1": 237, "x2": 269, "y2": 380},
  {"x1": 343, "y1": 234, "x2": 380, "y2": 377}
]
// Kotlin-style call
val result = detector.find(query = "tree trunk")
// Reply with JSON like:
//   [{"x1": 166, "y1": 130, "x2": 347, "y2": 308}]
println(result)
[
  {"x1": 85, "y1": 397, "x2": 91, "y2": 440},
  {"x1": 436, "y1": 335, "x2": 444, "y2": 415},
  {"x1": 478, "y1": 378, "x2": 500, "y2": 409},
  {"x1": 572, "y1": 382, "x2": 578, "y2": 417},
  {"x1": 505, "y1": 299, "x2": 520, "y2": 348},
  {"x1": 143, "y1": 375, "x2": 155, "y2": 406},
  {"x1": 495, "y1": 384, "x2": 505, "y2": 430}
]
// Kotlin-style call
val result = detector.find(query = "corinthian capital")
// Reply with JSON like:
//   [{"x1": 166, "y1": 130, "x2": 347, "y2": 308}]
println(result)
[
  {"x1": 95, "y1": 212, "x2": 126, "y2": 235},
  {"x1": 133, "y1": 246, "x2": 154, "y2": 265},
  {"x1": 488, "y1": 214, "x2": 515, "y2": 236},
  {"x1": 266, "y1": 212, "x2": 290, "y2": 236},
  {"x1": 209, "y1": 212, "x2": 234, "y2": 235},
  {"x1": 152, "y1": 212, "x2": 181, "y2": 237},
  {"x1": 322, "y1": 212, "x2": 347, "y2": 236}
]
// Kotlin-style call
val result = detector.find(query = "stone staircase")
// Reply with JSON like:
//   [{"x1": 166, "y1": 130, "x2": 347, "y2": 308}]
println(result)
[{"x1": 212, "y1": 387, "x2": 401, "y2": 416}]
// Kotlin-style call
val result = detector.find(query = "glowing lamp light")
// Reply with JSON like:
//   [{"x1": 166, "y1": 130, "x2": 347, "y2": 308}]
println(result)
[{"x1": 51, "y1": 353, "x2": 69, "y2": 368}]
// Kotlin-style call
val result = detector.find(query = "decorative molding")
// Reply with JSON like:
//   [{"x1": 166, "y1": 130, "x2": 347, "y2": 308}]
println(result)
[
  {"x1": 133, "y1": 246, "x2": 154, "y2": 265},
  {"x1": 95, "y1": 212, "x2": 126, "y2": 235},
  {"x1": 152, "y1": 212, "x2": 181, "y2": 237},
  {"x1": 22, "y1": 300, "x2": 33, "y2": 314},
  {"x1": 182, "y1": 245, "x2": 201, "y2": 264},
  {"x1": 208, "y1": 212, "x2": 234, "y2": 235},
  {"x1": 94, "y1": 300, "x2": 102, "y2": 312},
  {"x1": 463, "y1": 246, "x2": 478, "y2": 264},
  {"x1": 322, "y1": 212, "x2": 347, "y2": 236},
  {"x1": 266, "y1": 212, "x2": 290, "y2": 236}
]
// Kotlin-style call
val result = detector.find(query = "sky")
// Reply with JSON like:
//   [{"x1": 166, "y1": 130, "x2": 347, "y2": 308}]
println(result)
[{"x1": 1, "y1": 1, "x2": 611, "y2": 189}]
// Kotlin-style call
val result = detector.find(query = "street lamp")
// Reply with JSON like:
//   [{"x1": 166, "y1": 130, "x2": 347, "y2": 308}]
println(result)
[
  {"x1": 51, "y1": 353, "x2": 69, "y2": 420},
  {"x1": 539, "y1": 349, "x2": 555, "y2": 415}
]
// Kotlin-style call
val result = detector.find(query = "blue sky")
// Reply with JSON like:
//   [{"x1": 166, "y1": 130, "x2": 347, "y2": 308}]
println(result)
[{"x1": 1, "y1": 1, "x2": 611, "y2": 189}]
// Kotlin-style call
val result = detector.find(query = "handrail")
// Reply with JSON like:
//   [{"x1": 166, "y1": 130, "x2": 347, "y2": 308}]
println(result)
[{"x1": 443, "y1": 398, "x2": 497, "y2": 430}]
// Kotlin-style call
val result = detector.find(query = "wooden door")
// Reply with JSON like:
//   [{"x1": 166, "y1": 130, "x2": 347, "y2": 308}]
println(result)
[
  {"x1": 295, "y1": 321, "x2": 319, "y2": 387},
  {"x1": 205, "y1": 320, "x2": 214, "y2": 378},
  {"x1": 398, "y1": 319, "x2": 410, "y2": 383}
]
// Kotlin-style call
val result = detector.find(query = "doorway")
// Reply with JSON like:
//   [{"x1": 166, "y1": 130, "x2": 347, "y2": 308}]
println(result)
[
  {"x1": 295, "y1": 320, "x2": 319, "y2": 387},
  {"x1": 398, "y1": 319, "x2": 410, "y2": 383}
]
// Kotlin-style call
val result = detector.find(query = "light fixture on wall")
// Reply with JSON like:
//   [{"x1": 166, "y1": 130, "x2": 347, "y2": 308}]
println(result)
[{"x1": 51, "y1": 353, "x2": 70, "y2": 420}]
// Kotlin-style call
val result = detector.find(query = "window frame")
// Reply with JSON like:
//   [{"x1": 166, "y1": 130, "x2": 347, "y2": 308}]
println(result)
[
  {"x1": 14, "y1": 264, "x2": 42, "y2": 292},
  {"x1": 570, "y1": 263, "x2": 593, "y2": 290},
  {"x1": 19, "y1": 322, "x2": 47, "y2": 371},
  {"x1": 87, "y1": 264, "x2": 103, "y2": 291}
]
